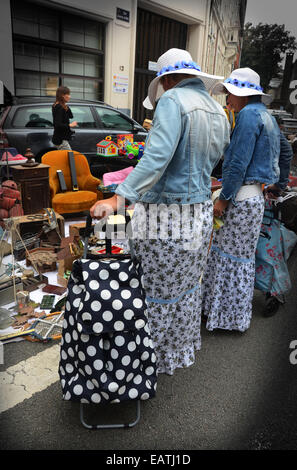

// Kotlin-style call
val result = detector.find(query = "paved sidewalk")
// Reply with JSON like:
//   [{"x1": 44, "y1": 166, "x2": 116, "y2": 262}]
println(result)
[
  {"x1": 0, "y1": 248, "x2": 296, "y2": 451},
  {"x1": 0, "y1": 344, "x2": 60, "y2": 414}
]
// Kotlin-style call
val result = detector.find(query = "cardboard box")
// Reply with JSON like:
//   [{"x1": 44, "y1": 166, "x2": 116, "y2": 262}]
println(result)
[
  {"x1": 57, "y1": 274, "x2": 68, "y2": 288},
  {"x1": 26, "y1": 247, "x2": 57, "y2": 273},
  {"x1": 0, "y1": 277, "x2": 23, "y2": 306},
  {"x1": 68, "y1": 222, "x2": 87, "y2": 238},
  {"x1": 57, "y1": 254, "x2": 80, "y2": 287},
  {"x1": 12, "y1": 211, "x2": 65, "y2": 246}
]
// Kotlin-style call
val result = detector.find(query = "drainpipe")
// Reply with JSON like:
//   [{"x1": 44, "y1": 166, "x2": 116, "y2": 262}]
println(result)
[
  {"x1": 238, "y1": 35, "x2": 244, "y2": 67},
  {"x1": 202, "y1": 0, "x2": 213, "y2": 71},
  {"x1": 238, "y1": 0, "x2": 247, "y2": 67}
]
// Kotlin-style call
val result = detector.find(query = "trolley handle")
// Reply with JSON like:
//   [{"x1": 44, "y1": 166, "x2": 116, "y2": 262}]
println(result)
[{"x1": 84, "y1": 212, "x2": 134, "y2": 258}]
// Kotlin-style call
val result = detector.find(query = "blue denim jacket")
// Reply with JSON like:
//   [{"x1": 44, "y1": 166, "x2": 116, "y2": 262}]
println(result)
[
  {"x1": 115, "y1": 78, "x2": 230, "y2": 204},
  {"x1": 219, "y1": 99, "x2": 281, "y2": 204},
  {"x1": 277, "y1": 131, "x2": 293, "y2": 190}
]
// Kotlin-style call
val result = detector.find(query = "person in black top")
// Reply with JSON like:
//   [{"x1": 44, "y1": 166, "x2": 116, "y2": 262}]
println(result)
[{"x1": 52, "y1": 86, "x2": 77, "y2": 150}]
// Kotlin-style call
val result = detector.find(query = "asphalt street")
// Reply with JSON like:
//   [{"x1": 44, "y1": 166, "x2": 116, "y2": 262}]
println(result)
[{"x1": 0, "y1": 247, "x2": 297, "y2": 452}]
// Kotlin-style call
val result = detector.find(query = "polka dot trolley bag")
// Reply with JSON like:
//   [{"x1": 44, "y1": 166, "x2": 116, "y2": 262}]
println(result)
[{"x1": 59, "y1": 214, "x2": 157, "y2": 427}]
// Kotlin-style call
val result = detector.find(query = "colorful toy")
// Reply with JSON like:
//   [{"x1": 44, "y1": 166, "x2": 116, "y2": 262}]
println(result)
[
  {"x1": 126, "y1": 142, "x2": 145, "y2": 160},
  {"x1": 96, "y1": 135, "x2": 145, "y2": 160},
  {"x1": 138, "y1": 143, "x2": 145, "y2": 159},
  {"x1": 96, "y1": 136, "x2": 118, "y2": 156},
  {"x1": 117, "y1": 134, "x2": 134, "y2": 154}
]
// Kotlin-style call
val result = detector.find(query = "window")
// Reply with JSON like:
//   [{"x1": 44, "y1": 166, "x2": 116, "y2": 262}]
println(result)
[
  {"x1": 62, "y1": 17, "x2": 104, "y2": 50},
  {"x1": 68, "y1": 106, "x2": 96, "y2": 129},
  {"x1": 11, "y1": 0, "x2": 105, "y2": 100},
  {"x1": 15, "y1": 72, "x2": 58, "y2": 97},
  {"x1": 62, "y1": 78, "x2": 103, "y2": 101},
  {"x1": 62, "y1": 50, "x2": 103, "y2": 78},
  {"x1": 12, "y1": 2, "x2": 59, "y2": 41},
  {"x1": 95, "y1": 107, "x2": 133, "y2": 131},
  {"x1": 12, "y1": 106, "x2": 53, "y2": 128},
  {"x1": 14, "y1": 42, "x2": 59, "y2": 73}
]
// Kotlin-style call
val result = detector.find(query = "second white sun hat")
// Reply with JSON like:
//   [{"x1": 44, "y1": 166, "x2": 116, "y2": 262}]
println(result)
[{"x1": 212, "y1": 67, "x2": 273, "y2": 105}]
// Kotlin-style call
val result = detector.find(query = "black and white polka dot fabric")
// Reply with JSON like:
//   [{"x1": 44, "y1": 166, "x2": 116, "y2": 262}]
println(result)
[{"x1": 59, "y1": 257, "x2": 157, "y2": 403}]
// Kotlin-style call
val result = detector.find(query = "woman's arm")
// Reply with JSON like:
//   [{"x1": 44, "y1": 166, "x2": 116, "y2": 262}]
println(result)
[
  {"x1": 276, "y1": 131, "x2": 293, "y2": 190},
  {"x1": 219, "y1": 108, "x2": 261, "y2": 204}
]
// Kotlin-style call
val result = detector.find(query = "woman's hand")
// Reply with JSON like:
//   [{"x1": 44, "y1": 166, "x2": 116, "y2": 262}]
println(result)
[
  {"x1": 264, "y1": 184, "x2": 281, "y2": 199},
  {"x1": 213, "y1": 199, "x2": 229, "y2": 218},
  {"x1": 69, "y1": 121, "x2": 78, "y2": 128},
  {"x1": 90, "y1": 194, "x2": 124, "y2": 219}
]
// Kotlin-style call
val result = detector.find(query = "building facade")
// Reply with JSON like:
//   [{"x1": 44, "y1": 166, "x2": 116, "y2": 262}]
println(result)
[
  {"x1": 0, "y1": 0, "x2": 246, "y2": 122},
  {"x1": 267, "y1": 53, "x2": 297, "y2": 118}
]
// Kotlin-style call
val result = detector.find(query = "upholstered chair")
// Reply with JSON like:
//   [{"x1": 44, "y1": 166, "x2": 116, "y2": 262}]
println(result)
[{"x1": 42, "y1": 150, "x2": 103, "y2": 214}]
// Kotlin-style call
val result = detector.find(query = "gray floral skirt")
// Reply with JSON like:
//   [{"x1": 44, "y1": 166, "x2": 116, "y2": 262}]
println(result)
[
  {"x1": 131, "y1": 201, "x2": 213, "y2": 375},
  {"x1": 202, "y1": 195, "x2": 265, "y2": 332}
]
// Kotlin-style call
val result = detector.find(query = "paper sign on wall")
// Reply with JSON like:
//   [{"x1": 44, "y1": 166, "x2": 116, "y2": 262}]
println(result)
[
  {"x1": 113, "y1": 75, "x2": 129, "y2": 94},
  {"x1": 148, "y1": 61, "x2": 158, "y2": 72}
]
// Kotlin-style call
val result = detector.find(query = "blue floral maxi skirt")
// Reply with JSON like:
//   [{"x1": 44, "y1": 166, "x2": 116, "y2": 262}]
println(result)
[
  {"x1": 131, "y1": 201, "x2": 213, "y2": 375},
  {"x1": 202, "y1": 195, "x2": 265, "y2": 332}
]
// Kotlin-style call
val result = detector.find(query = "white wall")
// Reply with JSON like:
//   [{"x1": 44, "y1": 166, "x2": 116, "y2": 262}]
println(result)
[
  {"x1": 139, "y1": 0, "x2": 207, "y2": 23},
  {"x1": 53, "y1": 0, "x2": 137, "y2": 112}
]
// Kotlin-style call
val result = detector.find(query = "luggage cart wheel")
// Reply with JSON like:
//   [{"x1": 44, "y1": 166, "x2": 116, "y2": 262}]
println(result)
[
  {"x1": 263, "y1": 293, "x2": 284, "y2": 317},
  {"x1": 79, "y1": 400, "x2": 141, "y2": 429}
]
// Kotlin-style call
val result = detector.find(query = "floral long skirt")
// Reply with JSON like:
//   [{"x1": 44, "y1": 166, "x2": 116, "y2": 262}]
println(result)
[
  {"x1": 202, "y1": 195, "x2": 265, "y2": 332},
  {"x1": 131, "y1": 201, "x2": 213, "y2": 375}
]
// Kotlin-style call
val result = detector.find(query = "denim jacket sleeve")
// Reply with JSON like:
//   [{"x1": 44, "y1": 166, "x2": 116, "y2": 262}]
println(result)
[
  {"x1": 219, "y1": 107, "x2": 261, "y2": 204},
  {"x1": 115, "y1": 95, "x2": 181, "y2": 203},
  {"x1": 276, "y1": 131, "x2": 293, "y2": 190}
]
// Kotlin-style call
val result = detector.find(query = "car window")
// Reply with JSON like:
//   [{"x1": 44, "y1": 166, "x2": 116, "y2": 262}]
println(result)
[
  {"x1": 69, "y1": 105, "x2": 96, "y2": 128},
  {"x1": 94, "y1": 107, "x2": 134, "y2": 131},
  {"x1": 12, "y1": 106, "x2": 53, "y2": 128}
]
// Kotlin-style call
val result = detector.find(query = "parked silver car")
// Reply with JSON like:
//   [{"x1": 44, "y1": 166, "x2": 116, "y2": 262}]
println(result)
[{"x1": 0, "y1": 97, "x2": 147, "y2": 173}]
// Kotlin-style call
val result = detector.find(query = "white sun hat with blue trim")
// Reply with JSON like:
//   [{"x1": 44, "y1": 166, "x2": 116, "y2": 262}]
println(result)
[
  {"x1": 212, "y1": 67, "x2": 273, "y2": 105},
  {"x1": 143, "y1": 48, "x2": 224, "y2": 109}
]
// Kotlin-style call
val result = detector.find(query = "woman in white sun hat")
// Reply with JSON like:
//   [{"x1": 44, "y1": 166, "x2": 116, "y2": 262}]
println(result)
[
  {"x1": 201, "y1": 67, "x2": 283, "y2": 332},
  {"x1": 91, "y1": 48, "x2": 230, "y2": 375}
]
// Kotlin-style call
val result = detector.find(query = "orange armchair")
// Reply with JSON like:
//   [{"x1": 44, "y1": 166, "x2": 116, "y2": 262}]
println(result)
[{"x1": 42, "y1": 150, "x2": 103, "y2": 214}]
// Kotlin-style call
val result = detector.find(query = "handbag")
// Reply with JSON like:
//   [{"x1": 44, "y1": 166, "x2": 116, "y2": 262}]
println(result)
[
  {"x1": 59, "y1": 213, "x2": 157, "y2": 427},
  {"x1": 255, "y1": 205, "x2": 297, "y2": 296}
]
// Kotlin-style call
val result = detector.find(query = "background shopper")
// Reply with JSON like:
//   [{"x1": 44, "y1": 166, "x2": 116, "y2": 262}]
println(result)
[{"x1": 52, "y1": 86, "x2": 77, "y2": 150}]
